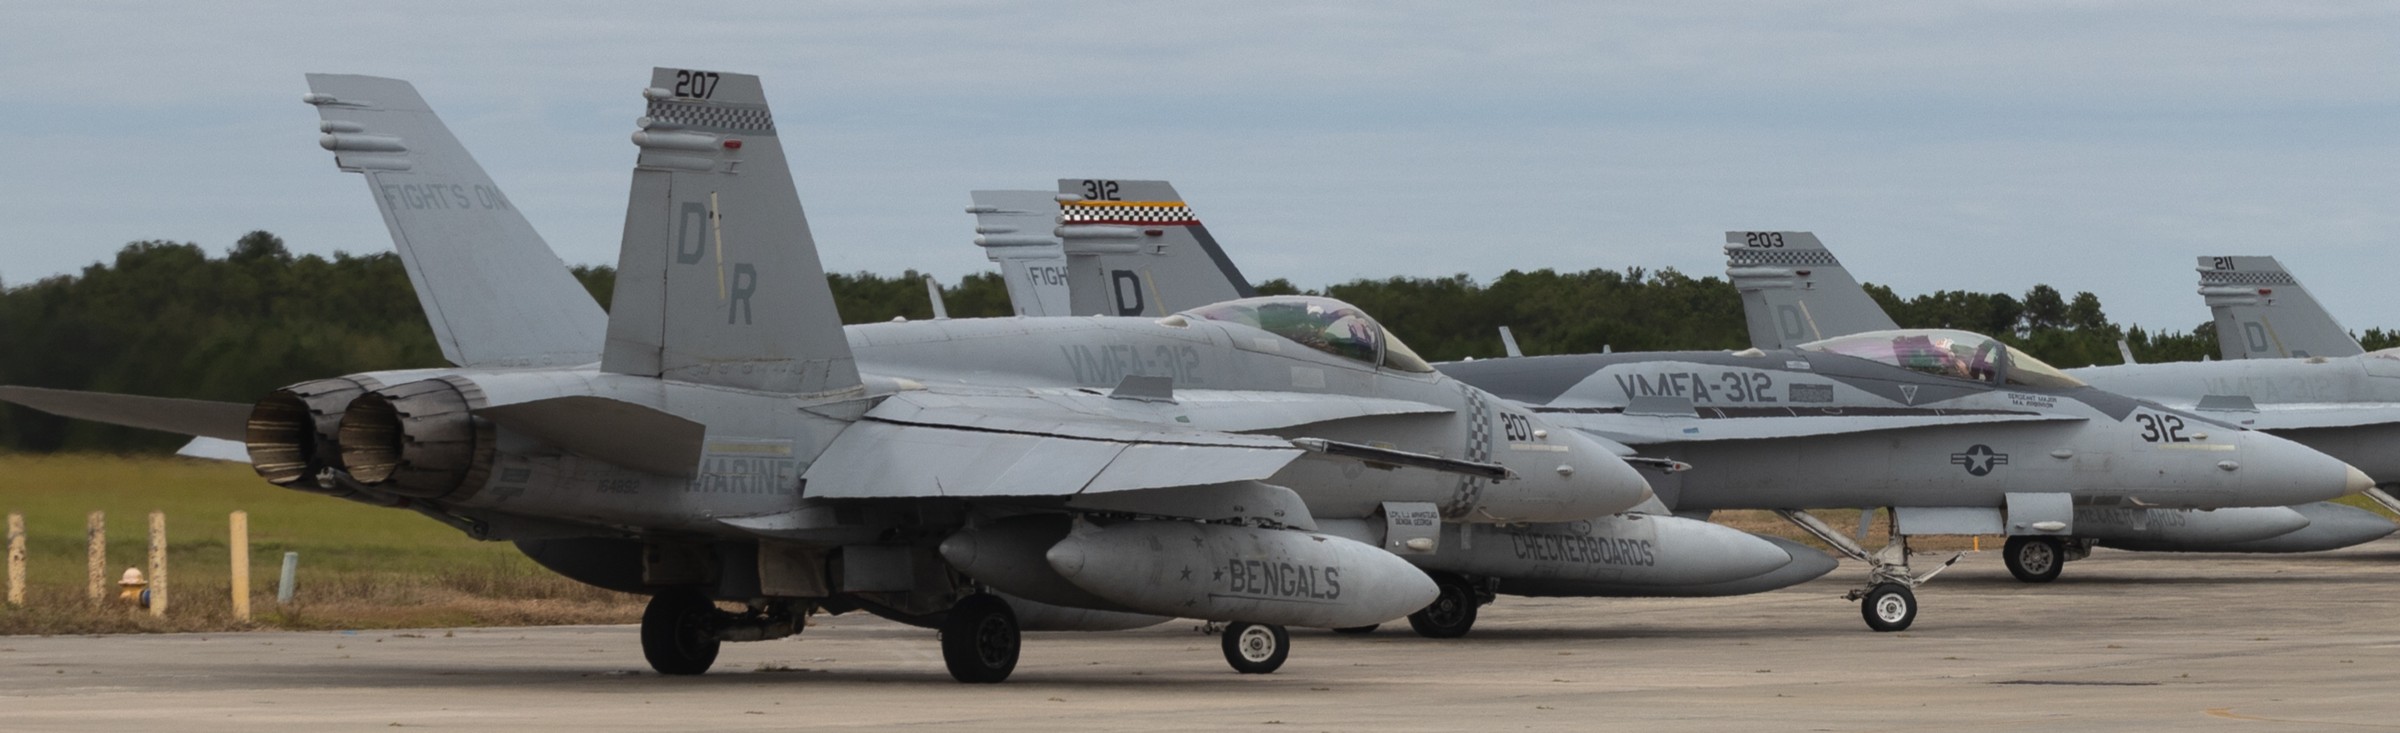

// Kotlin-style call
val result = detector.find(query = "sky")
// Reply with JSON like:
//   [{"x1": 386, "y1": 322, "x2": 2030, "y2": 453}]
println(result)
[{"x1": 2, "y1": 1, "x2": 2394, "y2": 333}]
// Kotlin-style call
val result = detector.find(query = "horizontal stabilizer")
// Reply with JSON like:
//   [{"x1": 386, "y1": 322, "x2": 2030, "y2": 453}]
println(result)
[
  {"x1": 0, "y1": 386, "x2": 249, "y2": 441},
  {"x1": 176, "y1": 437, "x2": 252, "y2": 463},
  {"x1": 1290, "y1": 437, "x2": 1513, "y2": 480},
  {"x1": 475, "y1": 395, "x2": 706, "y2": 477}
]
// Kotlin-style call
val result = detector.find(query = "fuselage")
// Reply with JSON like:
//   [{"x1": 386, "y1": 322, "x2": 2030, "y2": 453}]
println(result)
[
  {"x1": 1439, "y1": 346, "x2": 2363, "y2": 513},
  {"x1": 2073, "y1": 356, "x2": 2400, "y2": 483}
]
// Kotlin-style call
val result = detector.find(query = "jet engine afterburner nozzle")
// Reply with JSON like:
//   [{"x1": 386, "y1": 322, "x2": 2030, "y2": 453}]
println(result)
[
  {"x1": 337, "y1": 378, "x2": 494, "y2": 501},
  {"x1": 246, "y1": 377, "x2": 372, "y2": 488}
]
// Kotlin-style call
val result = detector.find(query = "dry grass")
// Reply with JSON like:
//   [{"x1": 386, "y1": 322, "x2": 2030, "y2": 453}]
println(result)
[{"x1": 0, "y1": 454, "x2": 641, "y2": 635}]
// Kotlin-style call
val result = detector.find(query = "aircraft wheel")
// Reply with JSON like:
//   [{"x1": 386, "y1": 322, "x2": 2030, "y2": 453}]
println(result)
[
  {"x1": 940, "y1": 594, "x2": 1021, "y2": 683},
  {"x1": 1407, "y1": 577, "x2": 1480, "y2": 638},
  {"x1": 1860, "y1": 583, "x2": 1917, "y2": 632},
  {"x1": 640, "y1": 590, "x2": 721, "y2": 675},
  {"x1": 2003, "y1": 536, "x2": 2065, "y2": 583},
  {"x1": 1222, "y1": 622, "x2": 1290, "y2": 674},
  {"x1": 1331, "y1": 624, "x2": 1379, "y2": 635}
]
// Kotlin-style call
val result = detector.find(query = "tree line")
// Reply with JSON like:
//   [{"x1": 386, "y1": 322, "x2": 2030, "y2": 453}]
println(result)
[{"x1": 4, "y1": 232, "x2": 2389, "y2": 452}]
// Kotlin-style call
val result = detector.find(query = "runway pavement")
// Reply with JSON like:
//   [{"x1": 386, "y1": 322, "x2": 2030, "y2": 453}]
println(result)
[{"x1": 8, "y1": 540, "x2": 2400, "y2": 732}]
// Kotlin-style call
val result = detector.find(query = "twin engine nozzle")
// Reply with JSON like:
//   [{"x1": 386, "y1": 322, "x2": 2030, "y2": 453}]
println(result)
[{"x1": 243, "y1": 377, "x2": 494, "y2": 502}]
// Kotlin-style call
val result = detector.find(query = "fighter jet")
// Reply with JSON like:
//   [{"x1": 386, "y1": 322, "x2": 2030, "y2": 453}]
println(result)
[
  {"x1": 1721, "y1": 233, "x2": 2395, "y2": 578},
  {"x1": 969, "y1": 181, "x2": 1842, "y2": 637},
  {"x1": 989, "y1": 199, "x2": 2372, "y2": 631},
  {"x1": 2059, "y1": 256, "x2": 2400, "y2": 506},
  {"x1": 0, "y1": 69, "x2": 1693, "y2": 683}
]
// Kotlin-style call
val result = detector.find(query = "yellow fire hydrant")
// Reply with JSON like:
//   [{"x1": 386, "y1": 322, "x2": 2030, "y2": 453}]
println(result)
[{"x1": 117, "y1": 567, "x2": 149, "y2": 609}]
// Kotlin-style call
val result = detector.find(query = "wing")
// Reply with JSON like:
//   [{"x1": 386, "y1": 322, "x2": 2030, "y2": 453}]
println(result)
[
  {"x1": 2202, "y1": 403, "x2": 2400, "y2": 431},
  {"x1": 801, "y1": 387, "x2": 1453, "y2": 501}
]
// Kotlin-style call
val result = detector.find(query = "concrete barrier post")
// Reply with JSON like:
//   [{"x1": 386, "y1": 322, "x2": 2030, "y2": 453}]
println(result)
[
  {"x1": 147, "y1": 511, "x2": 166, "y2": 617},
  {"x1": 277, "y1": 551, "x2": 298, "y2": 605},
  {"x1": 229, "y1": 511, "x2": 250, "y2": 621},
  {"x1": 6, "y1": 512, "x2": 23, "y2": 607},
  {"x1": 87, "y1": 511, "x2": 105, "y2": 605}
]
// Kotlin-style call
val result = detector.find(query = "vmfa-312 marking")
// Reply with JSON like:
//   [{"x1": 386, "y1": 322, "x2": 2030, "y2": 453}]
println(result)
[
  {"x1": 0, "y1": 70, "x2": 1663, "y2": 683},
  {"x1": 1720, "y1": 232, "x2": 2394, "y2": 578},
  {"x1": 959, "y1": 180, "x2": 1839, "y2": 639}
]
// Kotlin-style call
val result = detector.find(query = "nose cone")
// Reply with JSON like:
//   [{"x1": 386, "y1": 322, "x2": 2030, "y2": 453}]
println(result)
[{"x1": 2229, "y1": 431, "x2": 2373, "y2": 506}]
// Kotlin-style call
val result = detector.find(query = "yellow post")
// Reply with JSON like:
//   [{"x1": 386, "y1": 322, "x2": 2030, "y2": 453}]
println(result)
[
  {"x1": 147, "y1": 511, "x2": 166, "y2": 618},
  {"x1": 6, "y1": 512, "x2": 23, "y2": 607},
  {"x1": 229, "y1": 511, "x2": 250, "y2": 621},
  {"x1": 86, "y1": 511, "x2": 105, "y2": 605}
]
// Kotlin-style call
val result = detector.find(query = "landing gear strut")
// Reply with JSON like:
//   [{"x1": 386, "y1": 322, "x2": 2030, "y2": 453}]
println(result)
[
  {"x1": 641, "y1": 591, "x2": 722, "y2": 675},
  {"x1": 2003, "y1": 535, "x2": 2065, "y2": 583},
  {"x1": 1221, "y1": 622, "x2": 1290, "y2": 674},
  {"x1": 940, "y1": 594, "x2": 1021, "y2": 683},
  {"x1": 1407, "y1": 574, "x2": 1488, "y2": 638},
  {"x1": 1776, "y1": 509, "x2": 1963, "y2": 632}
]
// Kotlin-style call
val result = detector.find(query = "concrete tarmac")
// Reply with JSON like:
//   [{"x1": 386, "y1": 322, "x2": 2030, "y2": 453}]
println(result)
[{"x1": 8, "y1": 541, "x2": 2400, "y2": 732}]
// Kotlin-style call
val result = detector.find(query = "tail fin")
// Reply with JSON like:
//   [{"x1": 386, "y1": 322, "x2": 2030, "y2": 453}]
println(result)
[
  {"x1": 1723, "y1": 231, "x2": 1896, "y2": 349},
  {"x1": 599, "y1": 68, "x2": 861, "y2": 396},
  {"x1": 302, "y1": 74, "x2": 607, "y2": 368},
  {"x1": 1054, "y1": 179, "x2": 1254, "y2": 316},
  {"x1": 2196, "y1": 256, "x2": 2362, "y2": 360},
  {"x1": 968, "y1": 189, "x2": 1074, "y2": 317}
]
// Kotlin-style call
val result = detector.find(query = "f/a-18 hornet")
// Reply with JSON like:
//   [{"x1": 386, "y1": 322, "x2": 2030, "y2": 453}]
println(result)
[
  {"x1": 2061, "y1": 255, "x2": 2400, "y2": 512},
  {"x1": 0, "y1": 69, "x2": 1692, "y2": 682},
  {"x1": 1720, "y1": 232, "x2": 2392, "y2": 582},
  {"x1": 974, "y1": 201, "x2": 2372, "y2": 631},
  {"x1": 968, "y1": 181, "x2": 1836, "y2": 638}
]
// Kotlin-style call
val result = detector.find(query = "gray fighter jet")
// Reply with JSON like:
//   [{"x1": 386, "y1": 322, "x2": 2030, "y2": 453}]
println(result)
[
  {"x1": 994, "y1": 198, "x2": 2372, "y2": 631},
  {"x1": 0, "y1": 69, "x2": 1717, "y2": 683},
  {"x1": 970, "y1": 181, "x2": 1840, "y2": 637},
  {"x1": 1722, "y1": 233, "x2": 2395, "y2": 579},
  {"x1": 2061, "y1": 256, "x2": 2400, "y2": 502}
]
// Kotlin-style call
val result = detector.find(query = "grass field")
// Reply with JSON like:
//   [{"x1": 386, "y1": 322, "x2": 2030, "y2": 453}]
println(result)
[{"x1": 0, "y1": 454, "x2": 640, "y2": 635}]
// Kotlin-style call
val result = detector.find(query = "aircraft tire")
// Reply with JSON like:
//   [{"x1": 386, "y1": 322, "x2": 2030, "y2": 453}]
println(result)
[
  {"x1": 1222, "y1": 622, "x2": 1290, "y2": 674},
  {"x1": 1406, "y1": 576, "x2": 1480, "y2": 639},
  {"x1": 940, "y1": 594, "x2": 1021, "y2": 684},
  {"x1": 1331, "y1": 624, "x2": 1379, "y2": 635},
  {"x1": 2003, "y1": 536, "x2": 2065, "y2": 583},
  {"x1": 640, "y1": 591, "x2": 721, "y2": 676},
  {"x1": 1860, "y1": 583, "x2": 1916, "y2": 632}
]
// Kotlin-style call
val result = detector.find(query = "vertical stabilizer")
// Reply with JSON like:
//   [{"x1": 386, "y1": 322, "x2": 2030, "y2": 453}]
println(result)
[
  {"x1": 302, "y1": 74, "x2": 608, "y2": 368},
  {"x1": 2196, "y1": 256, "x2": 2362, "y2": 360},
  {"x1": 1054, "y1": 179, "x2": 1254, "y2": 316},
  {"x1": 1723, "y1": 231, "x2": 1897, "y2": 349},
  {"x1": 600, "y1": 69, "x2": 860, "y2": 396},
  {"x1": 969, "y1": 190, "x2": 1073, "y2": 317}
]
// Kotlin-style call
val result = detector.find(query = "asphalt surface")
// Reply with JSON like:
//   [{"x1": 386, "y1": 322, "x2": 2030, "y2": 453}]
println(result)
[{"x1": 8, "y1": 540, "x2": 2400, "y2": 732}]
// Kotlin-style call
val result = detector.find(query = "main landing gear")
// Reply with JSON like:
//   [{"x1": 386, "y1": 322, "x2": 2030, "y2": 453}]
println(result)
[
  {"x1": 639, "y1": 592, "x2": 806, "y2": 676},
  {"x1": 1222, "y1": 622, "x2": 1290, "y2": 674},
  {"x1": 2003, "y1": 535, "x2": 2064, "y2": 583},
  {"x1": 1776, "y1": 509, "x2": 1963, "y2": 632},
  {"x1": 940, "y1": 594, "x2": 1021, "y2": 683},
  {"x1": 1406, "y1": 573, "x2": 1490, "y2": 638}
]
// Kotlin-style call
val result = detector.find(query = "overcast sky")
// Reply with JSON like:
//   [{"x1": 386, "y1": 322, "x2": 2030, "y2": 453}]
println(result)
[{"x1": 3, "y1": 1, "x2": 2394, "y2": 333}]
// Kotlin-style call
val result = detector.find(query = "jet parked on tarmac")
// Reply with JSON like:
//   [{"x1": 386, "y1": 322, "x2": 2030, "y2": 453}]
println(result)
[
  {"x1": 980, "y1": 191, "x2": 2373, "y2": 631},
  {"x1": 0, "y1": 70, "x2": 1730, "y2": 683},
  {"x1": 1721, "y1": 233, "x2": 2395, "y2": 580}
]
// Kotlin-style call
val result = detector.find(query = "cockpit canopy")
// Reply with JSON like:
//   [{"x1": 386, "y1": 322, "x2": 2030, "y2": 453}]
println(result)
[
  {"x1": 1182, "y1": 296, "x2": 1434, "y2": 373},
  {"x1": 1797, "y1": 329, "x2": 2085, "y2": 389}
]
